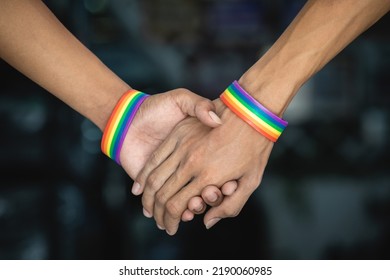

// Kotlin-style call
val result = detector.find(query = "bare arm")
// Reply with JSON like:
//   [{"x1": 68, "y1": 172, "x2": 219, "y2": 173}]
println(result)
[
  {"x1": 0, "y1": 0, "x2": 223, "y2": 185},
  {"x1": 0, "y1": 0, "x2": 128, "y2": 130},
  {"x1": 136, "y1": 0, "x2": 390, "y2": 234},
  {"x1": 240, "y1": 0, "x2": 390, "y2": 116}
]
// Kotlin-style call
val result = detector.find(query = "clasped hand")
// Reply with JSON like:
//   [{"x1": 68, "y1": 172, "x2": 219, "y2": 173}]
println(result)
[{"x1": 134, "y1": 98, "x2": 274, "y2": 235}]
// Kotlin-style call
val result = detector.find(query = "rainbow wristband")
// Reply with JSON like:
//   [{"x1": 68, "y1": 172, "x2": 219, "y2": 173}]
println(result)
[
  {"x1": 220, "y1": 81, "x2": 288, "y2": 142},
  {"x1": 101, "y1": 89, "x2": 149, "y2": 165}
]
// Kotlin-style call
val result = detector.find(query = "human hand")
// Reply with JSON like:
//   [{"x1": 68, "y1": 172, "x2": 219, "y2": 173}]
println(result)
[
  {"x1": 119, "y1": 88, "x2": 221, "y2": 180},
  {"x1": 136, "y1": 99, "x2": 274, "y2": 235},
  {"x1": 181, "y1": 181, "x2": 238, "y2": 222},
  {"x1": 117, "y1": 88, "x2": 236, "y2": 219}
]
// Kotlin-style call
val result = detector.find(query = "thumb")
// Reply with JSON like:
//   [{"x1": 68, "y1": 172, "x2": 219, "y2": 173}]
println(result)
[{"x1": 172, "y1": 89, "x2": 222, "y2": 128}]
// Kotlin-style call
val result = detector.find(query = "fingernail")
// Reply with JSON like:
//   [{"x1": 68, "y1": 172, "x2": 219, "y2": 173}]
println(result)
[
  {"x1": 143, "y1": 208, "x2": 152, "y2": 218},
  {"x1": 206, "y1": 218, "x2": 221, "y2": 229},
  {"x1": 194, "y1": 203, "x2": 204, "y2": 213},
  {"x1": 209, "y1": 192, "x2": 218, "y2": 203},
  {"x1": 208, "y1": 111, "x2": 222, "y2": 125},
  {"x1": 131, "y1": 182, "x2": 141, "y2": 195},
  {"x1": 157, "y1": 224, "x2": 165, "y2": 230},
  {"x1": 166, "y1": 226, "x2": 178, "y2": 236}
]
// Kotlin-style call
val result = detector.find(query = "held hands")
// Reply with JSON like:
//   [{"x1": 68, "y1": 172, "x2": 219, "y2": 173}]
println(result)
[
  {"x1": 118, "y1": 88, "x2": 220, "y2": 179},
  {"x1": 117, "y1": 88, "x2": 236, "y2": 220},
  {"x1": 136, "y1": 99, "x2": 275, "y2": 235}
]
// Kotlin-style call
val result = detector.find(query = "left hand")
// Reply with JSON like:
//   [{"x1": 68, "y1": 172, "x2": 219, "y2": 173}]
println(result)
[
  {"x1": 119, "y1": 88, "x2": 221, "y2": 181},
  {"x1": 117, "y1": 88, "x2": 236, "y2": 220}
]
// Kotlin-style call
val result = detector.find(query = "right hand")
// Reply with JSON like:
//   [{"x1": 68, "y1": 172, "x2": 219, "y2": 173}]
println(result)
[{"x1": 136, "y1": 99, "x2": 274, "y2": 235}]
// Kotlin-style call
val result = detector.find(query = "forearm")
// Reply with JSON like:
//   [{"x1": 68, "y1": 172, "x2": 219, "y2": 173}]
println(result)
[
  {"x1": 0, "y1": 0, "x2": 129, "y2": 131},
  {"x1": 239, "y1": 0, "x2": 390, "y2": 116}
]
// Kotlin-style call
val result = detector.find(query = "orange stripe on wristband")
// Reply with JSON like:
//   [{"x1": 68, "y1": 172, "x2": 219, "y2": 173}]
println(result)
[
  {"x1": 101, "y1": 89, "x2": 149, "y2": 165},
  {"x1": 220, "y1": 81, "x2": 288, "y2": 142}
]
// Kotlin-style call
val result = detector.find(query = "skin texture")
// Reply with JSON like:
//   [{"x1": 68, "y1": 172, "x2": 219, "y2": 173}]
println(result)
[
  {"x1": 137, "y1": 0, "x2": 390, "y2": 235},
  {"x1": 137, "y1": 100, "x2": 273, "y2": 234},
  {"x1": 0, "y1": 0, "x2": 231, "y2": 220}
]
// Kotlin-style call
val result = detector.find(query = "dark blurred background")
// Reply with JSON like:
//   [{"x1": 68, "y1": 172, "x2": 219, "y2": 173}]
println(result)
[{"x1": 0, "y1": 0, "x2": 389, "y2": 260}]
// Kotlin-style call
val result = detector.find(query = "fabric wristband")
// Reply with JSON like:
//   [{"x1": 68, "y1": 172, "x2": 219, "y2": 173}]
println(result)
[
  {"x1": 101, "y1": 89, "x2": 149, "y2": 165},
  {"x1": 220, "y1": 81, "x2": 288, "y2": 142}
]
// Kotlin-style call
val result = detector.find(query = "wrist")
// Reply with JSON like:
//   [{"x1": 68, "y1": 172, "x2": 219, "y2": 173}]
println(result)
[
  {"x1": 220, "y1": 81, "x2": 288, "y2": 142},
  {"x1": 217, "y1": 95, "x2": 275, "y2": 147},
  {"x1": 238, "y1": 37, "x2": 315, "y2": 117},
  {"x1": 101, "y1": 89, "x2": 150, "y2": 165},
  {"x1": 89, "y1": 83, "x2": 131, "y2": 132},
  {"x1": 214, "y1": 86, "x2": 280, "y2": 143},
  {"x1": 238, "y1": 67, "x2": 302, "y2": 118}
]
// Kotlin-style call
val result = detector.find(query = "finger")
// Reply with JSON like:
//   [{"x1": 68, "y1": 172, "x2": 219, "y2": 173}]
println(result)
[
  {"x1": 203, "y1": 177, "x2": 257, "y2": 229},
  {"x1": 151, "y1": 164, "x2": 194, "y2": 231},
  {"x1": 221, "y1": 180, "x2": 238, "y2": 196},
  {"x1": 143, "y1": 207, "x2": 153, "y2": 218},
  {"x1": 163, "y1": 178, "x2": 205, "y2": 235},
  {"x1": 198, "y1": 181, "x2": 237, "y2": 208},
  {"x1": 172, "y1": 89, "x2": 222, "y2": 127},
  {"x1": 201, "y1": 186, "x2": 223, "y2": 207},
  {"x1": 133, "y1": 135, "x2": 178, "y2": 196},
  {"x1": 140, "y1": 152, "x2": 182, "y2": 217},
  {"x1": 187, "y1": 196, "x2": 206, "y2": 214},
  {"x1": 181, "y1": 209, "x2": 195, "y2": 222}
]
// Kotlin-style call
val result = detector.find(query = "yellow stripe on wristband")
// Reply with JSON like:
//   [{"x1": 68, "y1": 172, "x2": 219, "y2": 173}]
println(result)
[
  {"x1": 220, "y1": 81, "x2": 288, "y2": 142},
  {"x1": 101, "y1": 89, "x2": 149, "y2": 165}
]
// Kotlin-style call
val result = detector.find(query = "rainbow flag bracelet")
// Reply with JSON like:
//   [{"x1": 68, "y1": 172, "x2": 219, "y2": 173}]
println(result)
[
  {"x1": 101, "y1": 89, "x2": 149, "y2": 165},
  {"x1": 220, "y1": 81, "x2": 288, "y2": 142}
]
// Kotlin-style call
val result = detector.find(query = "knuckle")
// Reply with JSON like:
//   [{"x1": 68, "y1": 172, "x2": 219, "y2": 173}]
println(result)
[
  {"x1": 198, "y1": 99, "x2": 211, "y2": 108},
  {"x1": 186, "y1": 154, "x2": 197, "y2": 166},
  {"x1": 141, "y1": 196, "x2": 152, "y2": 212},
  {"x1": 148, "y1": 151, "x2": 160, "y2": 166},
  {"x1": 246, "y1": 175, "x2": 263, "y2": 193},
  {"x1": 222, "y1": 206, "x2": 242, "y2": 218},
  {"x1": 177, "y1": 87, "x2": 188, "y2": 93},
  {"x1": 165, "y1": 199, "x2": 182, "y2": 220},
  {"x1": 199, "y1": 169, "x2": 214, "y2": 184},
  {"x1": 155, "y1": 190, "x2": 168, "y2": 206},
  {"x1": 173, "y1": 88, "x2": 189, "y2": 98},
  {"x1": 145, "y1": 173, "x2": 161, "y2": 192},
  {"x1": 184, "y1": 148, "x2": 203, "y2": 166}
]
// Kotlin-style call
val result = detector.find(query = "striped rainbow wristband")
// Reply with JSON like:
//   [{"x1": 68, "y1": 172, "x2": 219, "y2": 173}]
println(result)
[
  {"x1": 101, "y1": 89, "x2": 149, "y2": 165},
  {"x1": 220, "y1": 81, "x2": 288, "y2": 142}
]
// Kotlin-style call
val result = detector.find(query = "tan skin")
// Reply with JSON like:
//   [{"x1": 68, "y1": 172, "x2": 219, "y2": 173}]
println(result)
[
  {"x1": 0, "y1": 0, "x2": 233, "y2": 221},
  {"x1": 136, "y1": 0, "x2": 390, "y2": 235}
]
